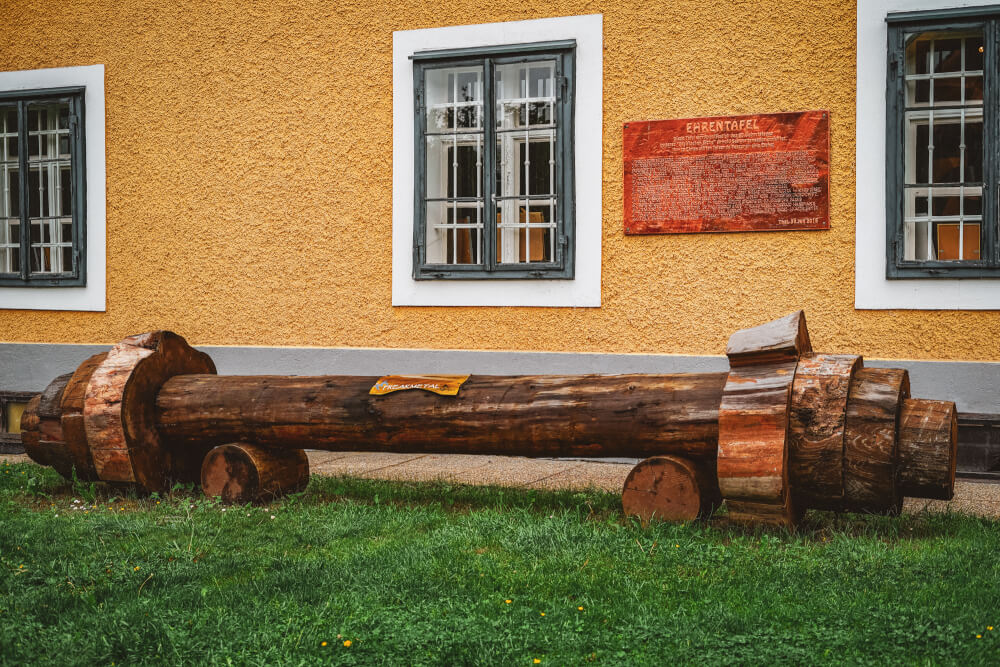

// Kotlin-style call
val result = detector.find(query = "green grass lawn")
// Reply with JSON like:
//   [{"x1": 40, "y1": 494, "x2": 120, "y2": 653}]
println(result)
[{"x1": 1, "y1": 460, "x2": 999, "y2": 666}]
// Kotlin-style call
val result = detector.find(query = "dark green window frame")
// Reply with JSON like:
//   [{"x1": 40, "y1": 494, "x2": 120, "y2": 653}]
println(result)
[
  {"x1": 886, "y1": 8, "x2": 1000, "y2": 278},
  {"x1": 0, "y1": 87, "x2": 86, "y2": 287},
  {"x1": 412, "y1": 40, "x2": 575, "y2": 280}
]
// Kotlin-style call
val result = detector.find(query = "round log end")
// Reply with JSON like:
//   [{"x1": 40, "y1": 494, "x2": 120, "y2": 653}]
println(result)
[
  {"x1": 82, "y1": 331, "x2": 216, "y2": 493},
  {"x1": 622, "y1": 455, "x2": 721, "y2": 523},
  {"x1": 898, "y1": 398, "x2": 958, "y2": 501},
  {"x1": 201, "y1": 444, "x2": 309, "y2": 504}
]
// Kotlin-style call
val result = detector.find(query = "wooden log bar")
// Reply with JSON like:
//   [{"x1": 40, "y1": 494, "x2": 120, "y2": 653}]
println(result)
[
  {"x1": 898, "y1": 398, "x2": 958, "y2": 501},
  {"x1": 717, "y1": 311, "x2": 811, "y2": 527},
  {"x1": 18, "y1": 311, "x2": 960, "y2": 527},
  {"x1": 843, "y1": 367, "x2": 910, "y2": 514},
  {"x1": 156, "y1": 373, "x2": 729, "y2": 461},
  {"x1": 788, "y1": 354, "x2": 861, "y2": 508},
  {"x1": 201, "y1": 444, "x2": 309, "y2": 504},
  {"x1": 621, "y1": 455, "x2": 721, "y2": 522}
]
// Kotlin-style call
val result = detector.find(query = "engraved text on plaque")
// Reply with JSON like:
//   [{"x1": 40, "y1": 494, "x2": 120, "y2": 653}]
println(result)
[{"x1": 623, "y1": 111, "x2": 830, "y2": 234}]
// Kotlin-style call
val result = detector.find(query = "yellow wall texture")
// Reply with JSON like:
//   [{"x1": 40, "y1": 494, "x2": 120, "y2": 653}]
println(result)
[{"x1": 0, "y1": 0, "x2": 997, "y2": 362}]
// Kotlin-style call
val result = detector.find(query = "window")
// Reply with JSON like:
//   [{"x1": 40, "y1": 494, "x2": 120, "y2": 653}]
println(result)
[
  {"x1": 411, "y1": 41, "x2": 575, "y2": 279},
  {"x1": 0, "y1": 88, "x2": 86, "y2": 286},
  {"x1": 886, "y1": 8, "x2": 1000, "y2": 278},
  {"x1": 0, "y1": 391, "x2": 32, "y2": 452}
]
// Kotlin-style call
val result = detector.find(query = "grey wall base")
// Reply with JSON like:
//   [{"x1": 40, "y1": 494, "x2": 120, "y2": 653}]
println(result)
[{"x1": 1, "y1": 342, "x2": 998, "y2": 414}]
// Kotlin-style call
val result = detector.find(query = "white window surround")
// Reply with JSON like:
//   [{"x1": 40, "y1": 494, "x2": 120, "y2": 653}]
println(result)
[
  {"x1": 857, "y1": 1, "x2": 1000, "y2": 309},
  {"x1": 0, "y1": 65, "x2": 105, "y2": 312},
  {"x1": 392, "y1": 14, "x2": 602, "y2": 307}
]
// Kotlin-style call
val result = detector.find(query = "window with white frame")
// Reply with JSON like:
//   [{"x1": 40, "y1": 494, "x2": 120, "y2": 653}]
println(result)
[
  {"x1": 0, "y1": 88, "x2": 85, "y2": 286},
  {"x1": 412, "y1": 41, "x2": 575, "y2": 279},
  {"x1": 886, "y1": 8, "x2": 1000, "y2": 278}
]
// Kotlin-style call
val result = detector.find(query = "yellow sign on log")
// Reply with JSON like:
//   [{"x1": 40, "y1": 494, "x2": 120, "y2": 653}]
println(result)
[{"x1": 369, "y1": 375, "x2": 470, "y2": 396}]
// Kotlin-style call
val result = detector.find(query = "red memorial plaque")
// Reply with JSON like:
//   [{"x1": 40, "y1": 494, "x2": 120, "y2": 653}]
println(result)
[{"x1": 623, "y1": 111, "x2": 830, "y2": 234}]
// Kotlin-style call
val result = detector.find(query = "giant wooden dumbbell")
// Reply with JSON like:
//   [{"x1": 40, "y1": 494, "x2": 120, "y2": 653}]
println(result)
[{"x1": 20, "y1": 312, "x2": 957, "y2": 526}]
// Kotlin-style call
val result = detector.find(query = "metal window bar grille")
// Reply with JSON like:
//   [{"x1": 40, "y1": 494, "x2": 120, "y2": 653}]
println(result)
[
  {"x1": 28, "y1": 105, "x2": 72, "y2": 274},
  {"x1": 904, "y1": 35, "x2": 983, "y2": 261},
  {"x1": 0, "y1": 110, "x2": 17, "y2": 273},
  {"x1": 496, "y1": 62, "x2": 556, "y2": 264}
]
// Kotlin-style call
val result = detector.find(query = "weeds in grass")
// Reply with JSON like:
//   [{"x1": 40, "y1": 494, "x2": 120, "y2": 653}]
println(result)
[{"x1": 1, "y1": 460, "x2": 999, "y2": 665}]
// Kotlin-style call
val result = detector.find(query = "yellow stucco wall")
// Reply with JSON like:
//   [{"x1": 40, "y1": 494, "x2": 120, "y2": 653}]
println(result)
[{"x1": 1, "y1": 0, "x2": 997, "y2": 361}]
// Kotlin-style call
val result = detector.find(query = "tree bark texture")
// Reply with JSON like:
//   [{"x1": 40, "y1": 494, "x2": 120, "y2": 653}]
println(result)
[{"x1": 157, "y1": 373, "x2": 729, "y2": 461}]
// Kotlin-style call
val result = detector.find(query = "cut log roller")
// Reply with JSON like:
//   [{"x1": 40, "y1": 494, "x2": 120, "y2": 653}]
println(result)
[{"x1": 20, "y1": 312, "x2": 958, "y2": 526}]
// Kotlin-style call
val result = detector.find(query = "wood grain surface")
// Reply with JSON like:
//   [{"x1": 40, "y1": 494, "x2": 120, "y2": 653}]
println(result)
[
  {"x1": 157, "y1": 373, "x2": 728, "y2": 460},
  {"x1": 788, "y1": 353, "x2": 861, "y2": 507},
  {"x1": 898, "y1": 398, "x2": 957, "y2": 501},
  {"x1": 201, "y1": 444, "x2": 309, "y2": 503},
  {"x1": 621, "y1": 455, "x2": 720, "y2": 522},
  {"x1": 843, "y1": 367, "x2": 910, "y2": 514}
]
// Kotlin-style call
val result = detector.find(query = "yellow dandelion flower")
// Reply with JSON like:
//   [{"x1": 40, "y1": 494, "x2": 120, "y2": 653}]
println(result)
[
  {"x1": 989, "y1": 626, "x2": 994, "y2": 631},
  {"x1": 578, "y1": 606, "x2": 584, "y2": 611},
  {"x1": 540, "y1": 612, "x2": 545, "y2": 616},
  {"x1": 505, "y1": 599, "x2": 512, "y2": 604},
  {"x1": 134, "y1": 566, "x2": 140, "y2": 571},
  {"x1": 343, "y1": 640, "x2": 352, "y2": 647},
  {"x1": 977, "y1": 634, "x2": 982, "y2": 639},
  {"x1": 675, "y1": 544, "x2": 679, "y2": 548},
  {"x1": 534, "y1": 660, "x2": 541, "y2": 664},
  {"x1": 321, "y1": 642, "x2": 327, "y2": 647}
]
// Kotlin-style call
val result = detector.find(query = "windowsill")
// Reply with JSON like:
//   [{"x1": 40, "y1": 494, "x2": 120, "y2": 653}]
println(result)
[
  {"x1": 0, "y1": 65, "x2": 105, "y2": 312},
  {"x1": 392, "y1": 15, "x2": 602, "y2": 307}
]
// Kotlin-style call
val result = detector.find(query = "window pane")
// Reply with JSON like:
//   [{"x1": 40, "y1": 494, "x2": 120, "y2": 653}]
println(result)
[
  {"x1": 931, "y1": 122, "x2": 962, "y2": 183},
  {"x1": 497, "y1": 203, "x2": 555, "y2": 264},
  {"x1": 518, "y1": 141, "x2": 553, "y2": 197},
  {"x1": 447, "y1": 145, "x2": 479, "y2": 198},
  {"x1": 0, "y1": 219, "x2": 16, "y2": 273},
  {"x1": 425, "y1": 66, "x2": 482, "y2": 132},
  {"x1": 425, "y1": 201, "x2": 482, "y2": 265},
  {"x1": 495, "y1": 60, "x2": 555, "y2": 130},
  {"x1": 28, "y1": 166, "x2": 45, "y2": 218},
  {"x1": 910, "y1": 39, "x2": 930, "y2": 75},
  {"x1": 934, "y1": 38, "x2": 962, "y2": 72},
  {"x1": 20, "y1": 101, "x2": 76, "y2": 276},
  {"x1": 422, "y1": 56, "x2": 484, "y2": 270},
  {"x1": 935, "y1": 222, "x2": 981, "y2": 260},
  {"x1": 966, "y1": 35, "x2": 984, "y2": 70},
  {"x1": 1, "y1": 104, "x2": 18, "y2": 245},
  {"x1": 934, "y1": 77, "x2": 962, "y2": 103},
  {"x1": 964, "y1": 120, "x2": 982, "y2": 183}
]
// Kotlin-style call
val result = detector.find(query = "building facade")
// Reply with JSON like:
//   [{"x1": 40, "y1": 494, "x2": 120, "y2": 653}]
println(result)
[{"x1": 0, "y1": 1, "x2": 998, "y2": 444}]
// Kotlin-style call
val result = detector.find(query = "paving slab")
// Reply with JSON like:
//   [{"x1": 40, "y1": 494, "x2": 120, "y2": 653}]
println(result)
[
  {"x1": 903, "y1": 480, "x2": 1000, "y2": 518},
  {"x1": 532, "y1": 463, "x2": 633, "y2": 492}
]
